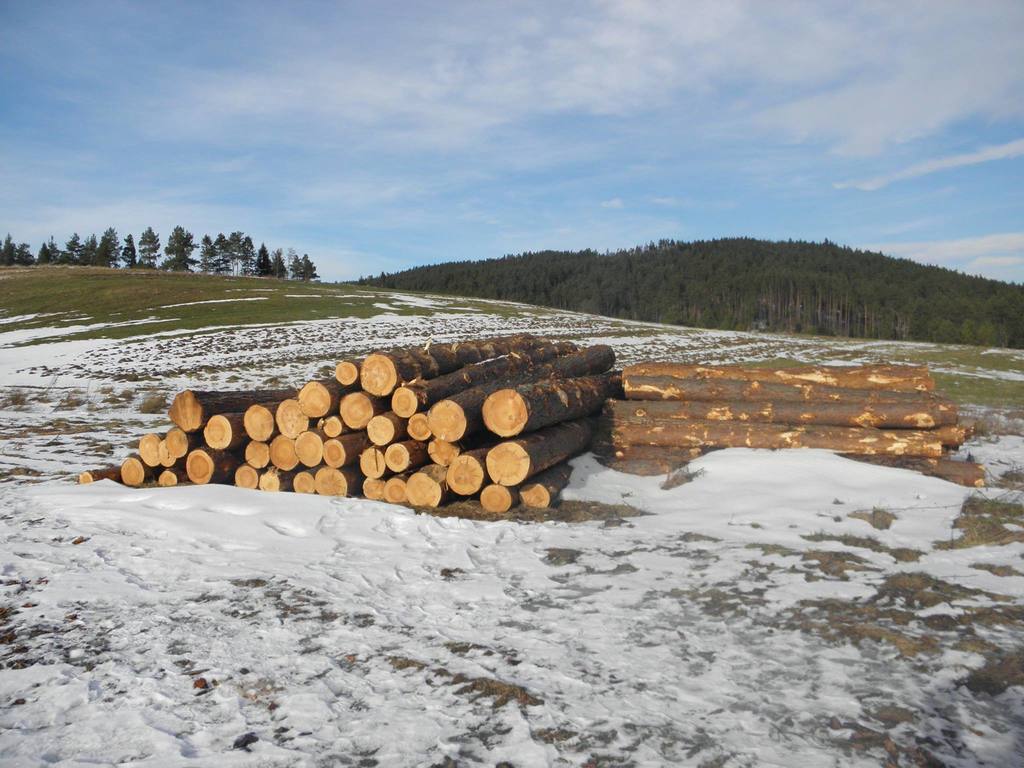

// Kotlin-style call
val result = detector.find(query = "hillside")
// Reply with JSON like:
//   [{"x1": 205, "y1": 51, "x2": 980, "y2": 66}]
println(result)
[{"x1": 358, "y1": 238, "x2": 1024, "y2": 348}]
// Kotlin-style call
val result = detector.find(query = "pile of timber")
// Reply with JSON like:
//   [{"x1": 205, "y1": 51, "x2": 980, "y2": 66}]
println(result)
[
  {"x1": 598, "y1": 362, "x2": 984, "y2": 487},
  {"x1": 78, "y1": 334, "x2": 619, "y2": 515}
]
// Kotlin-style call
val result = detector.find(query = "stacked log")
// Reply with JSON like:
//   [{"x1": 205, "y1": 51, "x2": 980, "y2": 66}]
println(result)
[{"x1": 603, "y1": 362, "x2": 983, "y2": 487}]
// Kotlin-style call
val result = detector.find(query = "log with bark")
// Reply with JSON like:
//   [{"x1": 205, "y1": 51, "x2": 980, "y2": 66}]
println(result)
[
  {"x1": 592, "y1": 443, "x2": 707, "y2": 476},
  {"x1": 169, "y1": 388, "x2": 296, "y2": 432},
  {"x1": 390, "y1": 340, "x2": 579, "y2": 417},
  {"x1": 120, "y1": 455, "x2": 152, "y2": 487},
  {"x1": 486, "y1": 420, "x2": 594, "y2": 486},
  {"x1": 406, "y1": 464, "x2": 450, "y2": 507},
  {"x1": 323, "y1": 432, "x2": 371, "y2": 468},
  {"x1": 275, "y1": 399, "x2": 310, "y2": 439},
  {"x1": 259, "y1": 468, "x2": 294, "y2": 492},
  {"x1": 78, "y1": 466, "x2": 122, "y2": 484},
  {"x1": 335, "y1": 358, "x2": 362, "y2": 386},
  {"x1": 428, "y1": 345, "x2": 615, "y2": 442},
  {"x1": 299, "y1": 378, "x2": 355, "y2": 418},
  {"x1": 840, "y1": 454, "x2": 985, "y2": 487},
  {"x1": 157, "y1": 467, "x2": 189, "y2": 487},
  {"x1": 483, "y1": 372, "x2": 622, "y2": 437},
  {"x1": 245, "y1": 441, "x2": 271, "y2": 468},
  {"x1": 367, "y1": 412, "x2": 407, "y2": 446},
  {"x1": 604, "y1": 397, "x2": 959, "y2": 430},
  {"x1": 623, "y1": 363, "x2": 934, "y2": 392},
  {"x1": 609, "y1": 418, "x2": 944, "y2": 457},
  {"x1": 204, "y1": 412, "x2": 248, "y2": 450},
  {"x1": 318, "y1": 415, "x2": 345, "y2": 438},
  {"x1": 314, "y1": 466, "x2": 362, "y2": 496},
  {"x1": 445, "y1": 447, "x2": 491, "y2": 496},
  {"x1": 519, "y1": 463, "x2": 573, "y2": 508},
  {"x1": 360, "y1": 334, "x2": 545, "y2": 397},
  {"x1": 384, "y1": 440, "x2": 430, "y2": 473},
  {"x1": 480, "y1": 484, "x2": 519, "y2": 514},
  {"x1": 269, "y1": 435, "x2": 300, "y2": 471},
  {"x1": 234, "y1": 464, "x2": 260, "y2": 489},
  {"x1": 427, "y1": 438, "x2": 461, "y2": 467},
  {"x1": 340, "y1": 392, "x2": 390, "y2": 430},
  {"x1": 186, "y1": 448, "x2": 240, "y2": 485}
]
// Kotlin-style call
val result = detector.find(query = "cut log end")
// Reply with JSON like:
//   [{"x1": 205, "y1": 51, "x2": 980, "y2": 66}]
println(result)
[
  {"x1": 234, "y1": 464, "x2": 260, "y2": 489},
  {"x1": 360, "y1": 447, "x2": 389, "y2": 479},
  {"x1": 384, "y1": 440, "x2": 429, "y2": 473},
  {"x1": 185, "y1": 448, "x2": 239, "y2": 485},
  {"x1": 383, "y1": 475, "x2": 409, "y2": 504},
  {"x1": 138, "y1": 433, "x2": 162, "y2": 467},
  {"x1": 157, "y1": 468, "x2": 187, "y2": 487},
  {"x1": 275, "y1": 399, "x2": 309, "y2": 439},
  {"x1": 78, "y1": 466, "x2": 122, "y2": 484},
  {"x1": 427, "y1": 438, "x2": 461, "y2": 467},
  {"x1": 340, "y1": 392, "x2": 388, "y2": 430},
  {"x1": 427, "y1": 400, "x2": 467, "y2": 443},
  {"x1": 407, "y1": 413, "x2": 432, "y2": 441},
  {"x1": 294, "y1": 430, "x2": 325, "y2": 467},
  {"x1": 204, "y1": 413, "x2": 244, "y2": 450},
  {"x1": 314, "y1": 466, "x2": 360, "y2": 496},
  {"x1": 481, "y1": 389, "x2": 528, "y2": 437},
  {"x1": 360, "y1": 353, "x2": 400, "y2": 396},
  {"x1": 120, "y1": 456, "x2": 150, "y2": 487},
  {"x1": 164, "y1": 427, "x2": 193, "y2": 459},
  {"x1": 244, "y1": 404, "x2": 276, "y2": 442},
  {"x1": 319, "y1": 415, "x2": 344, "y2": 438},
  {"x1": 446, "y1": 453, "x2": 487, "y2": 496},
  {"x1": 269, "y1": 435, "x2": 300, "y2": 471},
  {"x1": 485, "y1": 442, "x2": 532, "y2": 486},
  {"x1": 245, "y1": 441, "x2": 271, "y2": 469},
  {"x1": 323, "y1": 432, "x2": 370, "y2": 468},
  {"x1": 391, "y1": 387, "x2": 421, "y2": 418},
  {"x1": 480, "y1": 484, "x2": 519, "y2": 514},
  {"x1": 335, "y1": 359, "x2": 360, "y2": 386},
  {"x1": 259, "y1": 468, "x2": 293, "y2": 492},
  {"x1": 294, "y1": 470, "x2": 317, "y2": 494},
  {"x1": 406, "y1": 465, "x2": 448, "y2": 508},
  {"x1": 298, "y1": 380, "x2": 337, "y2": 418},
  {"x1": 367, "y1": 413, "x2": 406, "y2": 446},
  {"x1": 168, "y1": 390, "x2": 203, "y2": 432},
  {"x1": 362, "y1": 477, "x2": 386, "y2": 500}
]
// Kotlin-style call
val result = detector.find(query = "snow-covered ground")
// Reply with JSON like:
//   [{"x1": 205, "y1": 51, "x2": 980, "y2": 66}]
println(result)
[{"x1": 2, "y1": 297, "x2": 1023, "y2": 766}]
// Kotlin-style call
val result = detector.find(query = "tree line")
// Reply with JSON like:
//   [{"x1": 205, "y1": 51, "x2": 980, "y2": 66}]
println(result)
[
  {"x1": 1, "y1": 227, "x2": 319, "y2": 280},
  {"x1": 359, "y1": 237, "x2": 1024, "y2": 348}
]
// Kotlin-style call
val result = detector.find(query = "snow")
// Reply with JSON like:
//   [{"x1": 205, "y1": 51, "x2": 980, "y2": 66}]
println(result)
[{"x1": 155, "y1": 297, "x2": 270, "y2": 309}]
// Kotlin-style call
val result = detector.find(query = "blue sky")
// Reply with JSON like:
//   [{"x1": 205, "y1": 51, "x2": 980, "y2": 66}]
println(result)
[{"x1": 2, "y1": 0, "x2": 1023, "y2": 283}]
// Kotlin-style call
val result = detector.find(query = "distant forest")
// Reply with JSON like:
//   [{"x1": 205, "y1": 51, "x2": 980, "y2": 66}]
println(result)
[
  {"x1": 1, "y1": 227, "x2": 319, "y2": 281},
  {"x1": 360, "y1": 238, "x2": 1024, "y2": 348}
]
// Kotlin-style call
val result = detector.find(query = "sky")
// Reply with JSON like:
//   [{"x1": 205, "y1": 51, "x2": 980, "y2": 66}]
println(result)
[{"x1": 1, "y1": 1, "x2": 1023, "y2": 283}]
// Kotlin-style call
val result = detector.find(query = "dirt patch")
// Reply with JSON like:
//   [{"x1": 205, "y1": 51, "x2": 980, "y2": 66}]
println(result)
[
  {"x1": 416, "y1": 498, "x2": 646, "y2": 525},
  {"x1": 962, "y1": 649, "x2": 1024, "y2": 695},
  {"x1": 870, "y1": 572, "x2": 1006, "y2": 610},
  {"x1": 802, "y1": 532, "x2": 922, "y2": 563},
  {"x1": 801, "y1": 550, "x2": 874, "y2": 580},
  {"x1": 848, "y1": 507, "x2": 897, "y2": 530},
  {"x1": 936, "y1": 496, "x2": 1024, "y2": 549},
  {"x1": 970, "y1": 563, "x2": 1024, "y2": 577}
]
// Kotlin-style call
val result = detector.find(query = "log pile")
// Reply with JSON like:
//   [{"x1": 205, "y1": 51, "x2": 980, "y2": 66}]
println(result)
[
  {"x1": 599, "y1": 362, "x2": 984, "y2": 487},
  {"x1": 78, "y1": 334, "x2": 613, "y2": 514}
]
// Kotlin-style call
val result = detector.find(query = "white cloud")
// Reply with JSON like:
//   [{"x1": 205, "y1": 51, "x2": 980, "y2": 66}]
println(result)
[
  {"x1": 836, "y1": 138, "x2": 1024, "y2": 191},
  {"x1": 868, "y1": 233, "x2": 1024, "y2": 280},
  {"x1": 600, "y1": 198, "x2": 624, "y2": 209}
]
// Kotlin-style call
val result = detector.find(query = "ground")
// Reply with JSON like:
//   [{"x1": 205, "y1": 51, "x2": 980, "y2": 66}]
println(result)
[{"x1": 1, "y1": 267, "x2": 1022, "y2": 767}]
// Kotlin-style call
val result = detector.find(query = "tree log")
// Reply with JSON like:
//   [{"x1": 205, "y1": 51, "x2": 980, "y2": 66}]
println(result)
[
  {"x1": 245, "y1": 441, "x2": 271, "y2": 468},
  {"x1": 165, "y1": 427, "x2": 198, "y2": 460},
  {"x1": 157, "y1": 440, "x2": 176, "y2": 468},
  {"x1": 275, "y1": 399, "x2": 309, "y2": 439},
  {"x1": 169, "y1": 388, "x2": 296, "y2": 432},
  {"x1": 204, "y1": 412, "x2": 248, "y2": 450},
  {"x1": 520, "y1": 463, "x2": 574, "y2": 508},
  {"x1": 314, "y1": 466, "x2": 362, "y2": 496},
  {"x1": 384, "y1": 440, "x2": 430, "y2": 473},
  {"x1": 384, "y1": 473, "x2": 412, "y2": 504},
  {"x1": 486, "y1": 420, "x2": 594, "y2": 486},
  {"x1": 186, "y1": 448, "x2": 240, "y2": 484},
  {"x1": 480, "y1": 484, "x2": 519, "y2": 514},
  {"x1": 445, "y1": 447, "x2": 491, "y2": 496},
  {"x1": 340, "y1": 392, "x2": 390, "y2": 430},
  {"x1": 318, "y1": 415, "x2": 345, "y2": 438},
  {"x1": 299, "y1": 378, "x2": 355, "y2": 418},
  {"x1": 390, "y1": 341, "x2": 579, "y2": 417},
  {"x1": 362, "y1": 477, "x2": 386, "y2": 500},
  {"x1": 244, "y1": 403, "x2": 279, "y2": 442},
  {"x1": 840, "y1": 454, "x2": 985, "y2": 487},
  {"x1": 293, "y1": 469, "x2": 318, "y2": 494},
  {"x1": 592, "y1": 443, "x2": 706, "y2": 476},
  {"x1": 360, "y1": 334, "x2": 545, "y2": 396},
  {"x1": 483, "y1": 372, "x2": 622, "y2": 437},
  {"x1": 610, "y1": 419, "x2": 943, "y2": 457},
  {"x1": 335, "y1": 358, "x2": 362, "y2": 386},
  {"x1": 259, "y1": 468, "x2": 295, "y2": 492},
  {"x1": 269, "y1": 435, "x2": 300, "y2": 471},
  {"x1": 158, "y1": 467, "x2": 189, "y2": 487},
  {"x1": 138, "y1": 433, "x2": 162, "y2": 467},
  {"x1": 624, "y1": 363, "x2": 934, "y2": 392},
  {"x1": 234, "y1": 464, "x2": 260, "y2": 489},
  {"x1": 295, "y1": 429, "x2": 327, "y2": 467},
  {"x1": 427, "y1": 438, "x2": 461, "y2": 467},
  {"x1": 368, "y1": 412, "x2": 408, "y2": 446},
  {"x1": 120, "y1": 455, "x2": 152, "y2": 487},
  {"x1": 407, "y1": 413, "x2": 432, "y2": 441},
  {"x1": 604, "y1": 397, "x2": 958, "y2": 430},
  {"x1": 623, "y1": 375, "x2": 956, "y2": 412},
  {"x1": 359, "y1": 446, "x2": 389, "y2": 479},
  {"x1": 406, "y1": 465, "x2": 450, "y2": 507},
  {"x1": 323, "y1": 432, "x2": 371, "y2": 468},
  {"x1": 78, "y1": 466, "x2": 122, "y2": 484},
  {"x1": 932, "y1": 424, "x2": 968, "y2": 448},
  {"x1": 428, "y1": 345, "x2": 615, "y2": 442}
]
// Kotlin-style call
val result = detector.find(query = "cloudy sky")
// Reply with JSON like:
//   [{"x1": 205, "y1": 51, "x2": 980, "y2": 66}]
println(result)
[{"x1": 2, "y1": 0, "x2": 1023, "y2": 282}]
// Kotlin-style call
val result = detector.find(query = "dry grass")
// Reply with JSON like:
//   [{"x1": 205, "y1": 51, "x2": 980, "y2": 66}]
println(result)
[
  {"x1": 936, "y1": 496, "x2": 1024, "y2": 549},
  {"x1": 802, "y1": 532, "x2": 922, "y2": 562},
  {"x1": 848, "y1": 508, "x2": 897, "y2": 530},
  {"x1": 138, "y1": 393, "x2": 167, "y2": 414},
  {"x1": 0, "y1": 390, "x2": 30, "y2": 409}
]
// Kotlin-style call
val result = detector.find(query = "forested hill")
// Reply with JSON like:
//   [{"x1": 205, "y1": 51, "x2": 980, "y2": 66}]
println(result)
[{"x1": 358, "y1": 238, "x2": 1024, "y2": 348}]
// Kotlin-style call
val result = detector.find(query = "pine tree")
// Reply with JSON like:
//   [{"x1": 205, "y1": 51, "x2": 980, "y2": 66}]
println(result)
[
  {"x1": 271, "y1": 248, "x2": 286, "y2": 278},
  {"x1": 138, "y1": 227, "x2": 160, "y2": 268},
  {"x1": 37, "y1": 241, "x2": 51, "y2": 265},
  {"x1": 1, "y1": 235, "x2": 15, "y2": 266},
  {"x1": 287, "y1": 248, "x2": 302, "y2": 280},
  {"x1": 198, "y1": 235, "x2": 217, "y2": 272},
  {"x1": 213, "y1": 233, "x2": 231, "y2": 273},
  {"x1": 121, "y1": 233, "x2": 137, "y2": 268},
  {"x1": 96, "y1": 227, "x2": 119, "y2": 267},
  {"x1": 256, "y1": 243, "x2": 272, "y2": 276},
  {"x1": 239, "y1": 236, "x2": 256, "y2": 276},
  {"x1": 63, "y1": 233, "x2": 83, "y2": 264},
  {"x1": 14, "y1": 242, "x2": 34, "y2": 265},
  {"x1": 162, "y1": 226, "x2": 197, "y2": 271},
  {"x1": 81, "y1": 234, "x2": 99, "y2": 266},
  {"x1": 300, "y1": 254, "x2": 319, "y2": 281}
]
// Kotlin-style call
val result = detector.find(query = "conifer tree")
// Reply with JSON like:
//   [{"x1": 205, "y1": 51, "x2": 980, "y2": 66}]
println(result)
[
  {"x1": 271, "y1": 248, "x2": 286, "y2": 278},
  {"x1": 63, "y1": 233, "x2": 83, "y2": 264},
  {"x1": 256, "y1": 243, "x2": 272, "y2": 276},
  {"x1": 81, "y1": 234, "x2": 99, "y2": 265},
  {"x1": 1, "y1": 234, "x2": 15, "y2": 266},
  {"x1": 138, "y1": 227, "x2": 160, "y2": 268},
  {"x1": 14, "y1": 242, "x2": 34, "y2": 265},
  {"x1": 96, "y1": 227, "x2": 119, "y2": 267},
  {"x1": 162, "y1": 226, "x2": 197, "y2": 271},
  {"x1": 213, "y1": 233, "x2": 231, "y2": 273},
  {"x1": 121, "y1": 233, "x2": 137, "y2": 268},
  {"x1": 300, "y1": 254, "x2": 319, "y2": 281},
  {"x1": 287, "y1": 248, "x2": 302, "y2": 280},
  {"x1": 36, "y1": 241, "x2": 51, "y2": 265},
  {"x1": 239, "y1": 235, "x2": 256, "y2": 276},
  {"x1": 198, "y1": 235, "x2": 217, "y2": 272}
]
